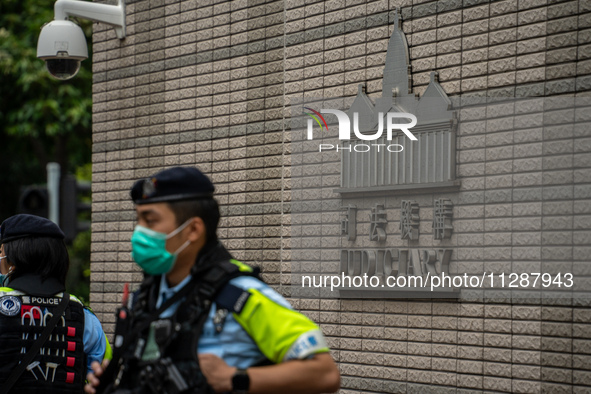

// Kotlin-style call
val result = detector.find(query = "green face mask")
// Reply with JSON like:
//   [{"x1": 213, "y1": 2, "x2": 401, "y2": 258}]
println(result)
[{"x1": 131, "y1": 220, "x2": 191, "y2": 276}]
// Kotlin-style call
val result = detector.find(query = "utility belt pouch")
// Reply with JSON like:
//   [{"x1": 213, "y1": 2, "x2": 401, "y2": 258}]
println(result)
[
  {"x1": 153, "y1": 319, "x2": 173, "y2": 349},
  {"x1": 136, "y1": 357, "x2": 188, "y2": 394}
]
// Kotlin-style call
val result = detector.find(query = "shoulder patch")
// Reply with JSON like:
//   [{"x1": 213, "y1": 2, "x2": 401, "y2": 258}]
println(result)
[
  {"x1": 0, "y1": 295, "x2": 21, "y2": 316},
  {"x1": 215, "y1": 284, "x2": 251, "y2": 314},
  {"x1": 284, "y1": 330, "x2": 329, "y2": 361}
]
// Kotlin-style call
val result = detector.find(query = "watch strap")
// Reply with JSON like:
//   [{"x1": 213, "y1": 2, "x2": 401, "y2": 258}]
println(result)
[{"x1": 232, "y1": 368, "x2": 250, "y2": 393}]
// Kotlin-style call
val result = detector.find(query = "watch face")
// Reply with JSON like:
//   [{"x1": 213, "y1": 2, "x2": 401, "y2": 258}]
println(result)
[{"x1": 232, "y1": 369, "x2": 250, "y2": 392}]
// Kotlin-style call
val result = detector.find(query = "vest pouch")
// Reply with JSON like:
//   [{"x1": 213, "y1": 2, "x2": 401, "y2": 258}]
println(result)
[
  {"x1": 140, "y1": 319, "x2": 180, "y2": 362},
  {"x1": 120, "y1": 356, "x2": 213, "y2": 394},
  {"x1": 128, "y1": 357, "x2": 211, "y2": 394},
  {"x1": 0, "y1": 294, "x2": 86, "y2": 394}
]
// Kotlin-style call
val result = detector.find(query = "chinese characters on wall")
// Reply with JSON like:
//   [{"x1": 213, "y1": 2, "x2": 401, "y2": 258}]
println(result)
[{"x1": 339, "y1": 199, "x2": 454, "y2": 283}]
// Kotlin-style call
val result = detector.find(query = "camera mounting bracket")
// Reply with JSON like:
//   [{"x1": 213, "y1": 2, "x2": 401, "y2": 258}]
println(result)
[{"x1": 54, "y1": 0, "x2": 126, "y2": 39}]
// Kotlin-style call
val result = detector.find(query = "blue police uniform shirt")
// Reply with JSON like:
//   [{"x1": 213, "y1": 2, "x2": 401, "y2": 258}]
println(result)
[
  {"x1": 83, "y1": 308, "x2": 108, "y2": 373},
  {"x1": 155, "y1": 274, "x2": 292, "y2": 369}
]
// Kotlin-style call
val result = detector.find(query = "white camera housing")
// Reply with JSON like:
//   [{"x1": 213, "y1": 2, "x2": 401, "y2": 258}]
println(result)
[
  {"x1": 37, "y1": 0, "x2": 126, "y2": 80},
  {"x1": 37, "y1": 20, "x2": 88, "y2": 80}
]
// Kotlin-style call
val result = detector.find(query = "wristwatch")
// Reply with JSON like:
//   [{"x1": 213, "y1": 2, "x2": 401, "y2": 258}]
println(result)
[{"x1": 231, "y1": 368, "x2": 250, "y2": 393}]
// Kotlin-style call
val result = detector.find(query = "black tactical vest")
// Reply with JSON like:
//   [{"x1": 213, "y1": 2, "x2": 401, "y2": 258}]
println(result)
[
  {"x1": 0, "y1": 289, "x2": 86, "y2": 394},
  {"x1": 104, "y1": 243, "x2": 259, "y2": 394}
]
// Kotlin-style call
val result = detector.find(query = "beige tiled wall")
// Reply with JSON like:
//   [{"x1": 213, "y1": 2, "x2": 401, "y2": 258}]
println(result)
[{"x1": 90, "y1": 0, "x2": 591, "y2": 392}]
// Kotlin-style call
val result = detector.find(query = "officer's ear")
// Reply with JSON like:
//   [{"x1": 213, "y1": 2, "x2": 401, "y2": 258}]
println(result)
[{"x1": 186, "y1": 217, "x2": 206, "y2": 243}]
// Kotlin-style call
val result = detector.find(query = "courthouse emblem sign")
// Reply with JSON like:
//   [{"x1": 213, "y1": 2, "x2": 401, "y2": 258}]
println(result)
[{"x1": 335, "y1": 9, "x2": 458, "y2": 297}]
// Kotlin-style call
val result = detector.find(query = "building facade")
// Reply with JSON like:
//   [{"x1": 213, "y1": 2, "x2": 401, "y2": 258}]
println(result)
[{"x1": 90, "y1": 0, "x2": 591, "y2": 392}]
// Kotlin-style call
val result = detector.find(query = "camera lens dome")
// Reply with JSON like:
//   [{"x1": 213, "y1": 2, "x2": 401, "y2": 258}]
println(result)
[{"x1": 45, "y1": 58, "x2": 81, "y2": 80}]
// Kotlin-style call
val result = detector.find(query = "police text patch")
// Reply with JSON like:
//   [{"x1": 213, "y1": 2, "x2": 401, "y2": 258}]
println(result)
[{"x1": 23, "y1": 296, "x2": 61, "y2": 306}]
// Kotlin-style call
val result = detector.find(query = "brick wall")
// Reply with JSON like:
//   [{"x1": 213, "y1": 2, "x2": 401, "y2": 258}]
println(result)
[{"x1": 90, "y1": 0, "x2": 591, "y2": 392}]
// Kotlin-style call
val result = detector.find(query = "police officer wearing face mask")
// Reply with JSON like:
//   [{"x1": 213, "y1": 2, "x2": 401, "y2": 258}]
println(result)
[
  {"x1": 0, "y1": 214, "x2": 111, "y2": 394},
  {"x1": 85, "y1": 166, "x2": 340, "y2": 394}
]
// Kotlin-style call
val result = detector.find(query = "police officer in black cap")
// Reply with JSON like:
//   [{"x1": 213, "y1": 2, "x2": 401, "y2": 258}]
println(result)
[
  {"x1": 0, "y1": 214, "x2": 110, "y2": 394},
  {"x1": 85, "y1": 166, "x2": 340, "y2": 394}
]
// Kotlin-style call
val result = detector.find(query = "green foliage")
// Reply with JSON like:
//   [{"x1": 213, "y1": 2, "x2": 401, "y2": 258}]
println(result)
[
  {"x1": 76, "y1": 162, "x2": 93, "y2": 182},
  {"x1": 0, "y1": 0, "x2": 93, "y2": 300},
  {"x1": 66, "y1": 229, "x2": 91, "y2": 306},
  {"x1": 66, "y1": 164, "x2": 93, "y2": 305},
  {"x1": 0, "y1": 0, "x2": 93, "y2": 218}
]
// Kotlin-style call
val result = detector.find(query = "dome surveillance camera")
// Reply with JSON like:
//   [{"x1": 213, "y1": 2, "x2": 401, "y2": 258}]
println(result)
[
  {"x1": 37, "y1": 0, "x2": 126, "y2": 80},
  {"x1": 37, "y1": 20, "x2": 88, "y2": 80}
]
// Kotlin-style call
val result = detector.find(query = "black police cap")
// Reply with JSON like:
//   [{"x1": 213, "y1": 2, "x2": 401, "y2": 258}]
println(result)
[
  {"x1": 130, "y1": 166, "x2": 215, "y2": 205},
  {"x1": 1, "y1": 214, "x2": 65, "y2": 243}
]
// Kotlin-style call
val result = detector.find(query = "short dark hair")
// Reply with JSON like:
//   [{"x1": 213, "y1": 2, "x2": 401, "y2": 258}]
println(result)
[
  {"x1": 167, "y1": 198, "x2": 220, "y2": 245},
  {"x1": 3, "y1": 237, "x2": 70, "y2": 285}
]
